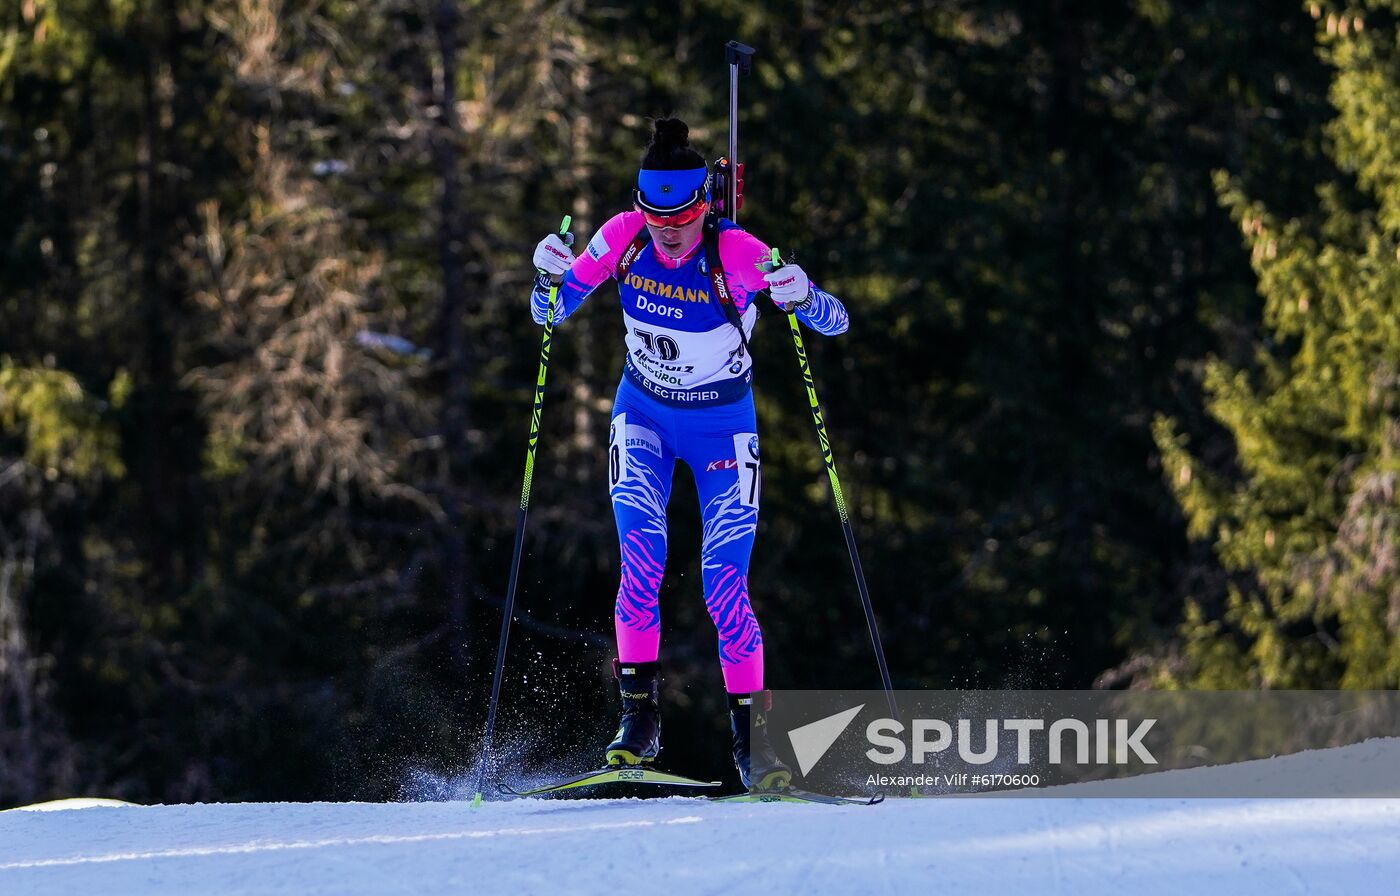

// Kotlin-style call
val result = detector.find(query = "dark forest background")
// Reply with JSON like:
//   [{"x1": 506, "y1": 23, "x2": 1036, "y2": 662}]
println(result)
[{"x1": 2, "y1": 0, "x2": 1397, "y2": 806}]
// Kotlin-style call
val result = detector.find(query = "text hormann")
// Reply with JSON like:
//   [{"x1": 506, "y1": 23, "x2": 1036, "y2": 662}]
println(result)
[{"x1": 624, "y1": 273, "x2": 711, "y2": 303}]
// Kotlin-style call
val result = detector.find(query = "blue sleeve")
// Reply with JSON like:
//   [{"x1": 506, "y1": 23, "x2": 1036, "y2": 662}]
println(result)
[
  {"x1": 794, "y1": 284, "x2": 849, "y2": 335},
  {"x1": 530, "y1": 268, "x2": 600, "y2": 326}
]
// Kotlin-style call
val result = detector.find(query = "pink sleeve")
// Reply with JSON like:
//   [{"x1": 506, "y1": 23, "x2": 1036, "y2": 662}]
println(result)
[
  {"x1": 570, "y1": 211, "x2": 646, "y2": 289},
  {"x1": 718, "y1": 226, "x2": 772, "y2": 313}
]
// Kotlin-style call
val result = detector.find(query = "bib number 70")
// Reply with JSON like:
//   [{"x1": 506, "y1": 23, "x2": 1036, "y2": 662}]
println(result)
[{"x1": 635, "y1": 328, "x2": 680, "y2": 362}]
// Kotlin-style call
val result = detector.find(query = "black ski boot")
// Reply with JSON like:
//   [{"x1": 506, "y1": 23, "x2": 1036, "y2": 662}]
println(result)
[
  {"x1": 605, "y1": 660, "x2": 661, "y2": 766},
  {"x1": 729, "y1": 691, "x2": 792, "y2": 791}
]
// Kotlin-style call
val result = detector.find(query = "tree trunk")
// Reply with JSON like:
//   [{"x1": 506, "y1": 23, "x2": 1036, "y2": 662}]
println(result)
[{"x1": 430, "y1": 0, "x2": 474, "y2": 676}]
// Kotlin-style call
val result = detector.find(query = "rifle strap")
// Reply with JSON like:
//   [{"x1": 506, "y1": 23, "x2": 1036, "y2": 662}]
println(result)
[
  {"x1": 615, "y1": 225, "x2": 652, "y2": 283},
  {"x1": 702, "y1": 216, "x2": 752, "y2": 358}
]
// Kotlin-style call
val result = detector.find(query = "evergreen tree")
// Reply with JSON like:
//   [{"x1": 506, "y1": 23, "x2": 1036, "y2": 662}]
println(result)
[
  {"x1": 1155, "y1": 2, "x2": 1400, "y2": 687},
  {"x1": 0, "y1": 361, "x2": 126, "y2": 804},
  {"x1": 0, "y1": 0, "x2": 1350, "y2": 805}
]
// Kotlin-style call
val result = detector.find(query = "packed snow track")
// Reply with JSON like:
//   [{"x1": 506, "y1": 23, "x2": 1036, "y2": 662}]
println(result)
[{"x1": 3, "y1": 792, "x2": 1397, "y2": 894}]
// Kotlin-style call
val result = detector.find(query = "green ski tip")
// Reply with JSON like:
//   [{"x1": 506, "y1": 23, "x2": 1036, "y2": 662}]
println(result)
[
  {"x1": 471, "y1": 791, "x2": 483, "y2": 808},
  {"x1": 500, "y1": 766, "x2": 721, "y2": 797}
]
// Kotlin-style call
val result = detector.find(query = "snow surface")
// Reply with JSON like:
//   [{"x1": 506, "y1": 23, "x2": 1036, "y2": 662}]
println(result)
[
  {"x1": 4, "y1": 755, "x2": 1399, "y2": 895},
  {"x1": 1041, "y1": 735, "x2": 1400, "y2": 798}
]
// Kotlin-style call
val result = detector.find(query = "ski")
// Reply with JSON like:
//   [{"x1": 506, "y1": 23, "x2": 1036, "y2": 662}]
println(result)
[
  {"x1": 499, "y1": 766, "x2": 722, "y2": 797},
  {"x1": 711, "y1": 788, "x2": 884, "y2": 806}
]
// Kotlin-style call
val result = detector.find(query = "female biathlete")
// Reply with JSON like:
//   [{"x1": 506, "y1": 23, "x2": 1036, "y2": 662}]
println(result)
[{"x1": 529, "y1": 118, "x2": 849, "y2": 790}]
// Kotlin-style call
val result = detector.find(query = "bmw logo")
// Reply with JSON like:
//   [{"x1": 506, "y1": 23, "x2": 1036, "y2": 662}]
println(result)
[
  {"x1": 609, "y1": 423, "x2": 616, "y2": 443},
  {"x1": 748, "y1": 436, "x2": 759, "y2": 459}
]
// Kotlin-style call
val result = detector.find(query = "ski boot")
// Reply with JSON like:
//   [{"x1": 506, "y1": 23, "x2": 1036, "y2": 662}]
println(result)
[
  {"x1": 605, "y1": 660, "x2": 661, "y2": 766},
  {"x1": 729, "y1": 691, "x2": 792, "y2": 791}
]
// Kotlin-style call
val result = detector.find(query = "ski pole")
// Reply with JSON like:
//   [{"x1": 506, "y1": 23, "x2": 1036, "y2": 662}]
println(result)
[
  {"x1": 473, "y1": 214, "x2": 571, "y2": 807},
  {"x1": 768, "y1": 250, "x2": 899, "y2": 720}
]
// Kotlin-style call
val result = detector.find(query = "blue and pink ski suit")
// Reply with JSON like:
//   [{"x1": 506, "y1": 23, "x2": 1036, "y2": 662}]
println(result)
[{"x1": 531, "y1": 211, "x2": 848, "y2": 693}]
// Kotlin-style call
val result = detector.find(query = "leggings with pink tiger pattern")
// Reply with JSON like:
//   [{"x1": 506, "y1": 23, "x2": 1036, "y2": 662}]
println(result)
[{"x1": 608, "y1": 375, "x2": 763, "y2": 694}]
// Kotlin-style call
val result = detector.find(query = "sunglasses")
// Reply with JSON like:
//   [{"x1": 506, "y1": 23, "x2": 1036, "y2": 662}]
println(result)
[{"x1": 636, "y1": 200, "x2": 708, "y2": 229}]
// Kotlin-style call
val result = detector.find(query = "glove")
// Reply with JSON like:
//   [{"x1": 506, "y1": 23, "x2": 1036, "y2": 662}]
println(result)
[
  {"x1": 763, "y1": 262, "x2": 812, "y2": 311},
  {"x1": 533, "y1": 232, "x2": 575, "y2": 281}
]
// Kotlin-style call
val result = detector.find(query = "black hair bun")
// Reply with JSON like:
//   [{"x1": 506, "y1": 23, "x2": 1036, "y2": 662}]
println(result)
[
  {"x1": 640, "y1": 116, "x2": 705, "y2": 171},
  {"x1": 650, "y1": 118, "x2": 690, "y2": 149}
]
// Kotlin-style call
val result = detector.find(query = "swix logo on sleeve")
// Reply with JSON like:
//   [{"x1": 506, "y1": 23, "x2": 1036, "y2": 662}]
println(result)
[{"x1": 618, "y1": 240, "x2": 645, "y2": 275}]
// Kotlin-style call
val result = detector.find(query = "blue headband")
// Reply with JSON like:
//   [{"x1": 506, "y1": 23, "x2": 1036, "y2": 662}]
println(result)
[{"x1": 635, "y1": 166, "x2": 710, "y2": 213}]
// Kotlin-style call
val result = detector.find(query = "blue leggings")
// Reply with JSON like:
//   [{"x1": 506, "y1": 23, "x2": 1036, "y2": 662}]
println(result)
[{"x1": 608, "y1": 376, "x2": 764, "y2": 693}]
